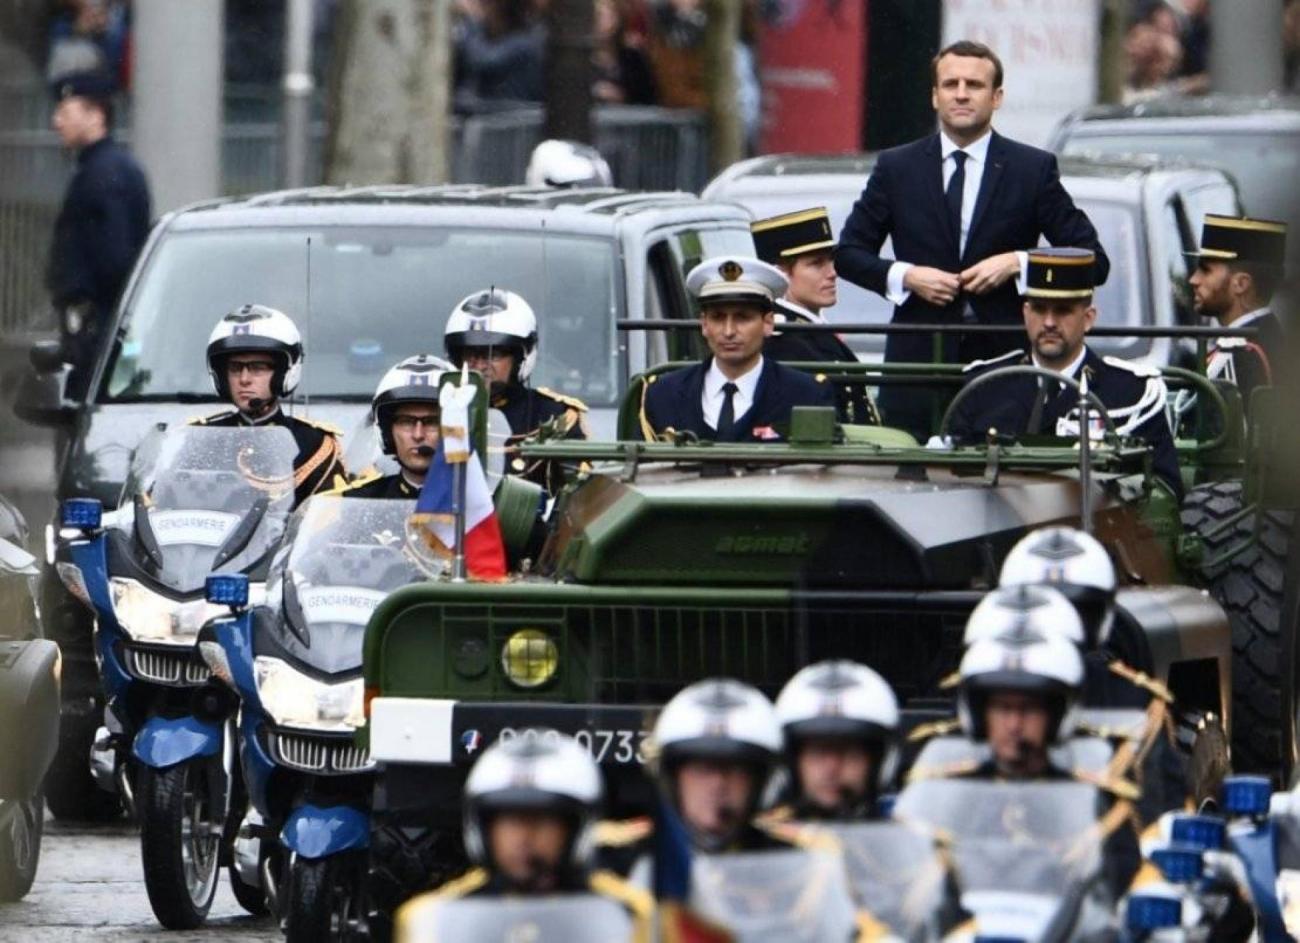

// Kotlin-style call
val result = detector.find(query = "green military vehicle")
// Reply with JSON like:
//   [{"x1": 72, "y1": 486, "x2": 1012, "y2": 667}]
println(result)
[{"x1": 358, "y1": 331, "x2": 1296, "y2": 932}]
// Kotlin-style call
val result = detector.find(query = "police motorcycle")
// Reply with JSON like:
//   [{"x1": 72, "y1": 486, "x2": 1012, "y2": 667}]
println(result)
[
  {"x1": 0, "y1": 495, "x2": 60, "y2": 902},
  {"x1": 55, "y1": 422, "x2": 297, "y2": 928},
  {"x1": 199, "y1": 494, "x2": 425, "y2": 941}
]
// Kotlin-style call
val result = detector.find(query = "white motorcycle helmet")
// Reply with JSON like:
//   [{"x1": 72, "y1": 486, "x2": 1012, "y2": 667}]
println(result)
[
  {"x1": 370, "y1": 354, "x2": 454, "y2": 456},
  {"x1": 525, "y1": 139, "x2": 614, "y2": 188},
  {"x1": 775, "y1": 660, "x2": 901, "y2": 806},
  {"x1": 963, "y1": 584, "x2": 1086, "y2": 648},
  {"x1": 999, "y1": 527, "x2": 1119, "y2": 649},
  {"x1": 462, "y1": 732, "x2": 604, "y2": 873},
  {"x1": 650, "y1": 679, "x2": 783, "y2": 849},
  {"x1": 956, "y1": 627, "x2": 1085, "y2": 743},
  {"x1": 205, "y1": 304, "x2": 304, "y2": 400},
  {"x1": 443, "y1": 289, "x2": 539, "y2": 384}
]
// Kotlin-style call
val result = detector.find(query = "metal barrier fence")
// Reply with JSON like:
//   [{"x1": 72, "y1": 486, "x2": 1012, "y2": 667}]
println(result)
[{"x1": 0, "y1": 99, "x2": 710, "y2": 338}]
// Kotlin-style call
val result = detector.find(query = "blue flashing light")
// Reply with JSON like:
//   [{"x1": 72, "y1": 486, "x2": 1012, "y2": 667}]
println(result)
[
  {"x1": 1126, "y1": 892, "x2": 1182, "y2": 932},
  {"x1": 1221, "y1": 775, "x2": 1273, "y2": 818},
  {"x1": 61, "y1": 498, "x2": 102, "y2": 530},
  {"x1": 1150, "y1": 844, "x2": 1204, "y2": 883},
  {"x1": 1170, "y1": 813, "x2": 1225, "y2": 851},
  {"x1": 205, "y1": 573, "x2": 250, "y2": 609}
]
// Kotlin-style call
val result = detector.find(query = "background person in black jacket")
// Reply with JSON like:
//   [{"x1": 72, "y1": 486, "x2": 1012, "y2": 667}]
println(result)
[
  {"x1": 835, "y1": 40, "x2": 1108, "y2": 438},
  {"x1": 46, "y1": 70, "x2": 151, "y2": 400}
]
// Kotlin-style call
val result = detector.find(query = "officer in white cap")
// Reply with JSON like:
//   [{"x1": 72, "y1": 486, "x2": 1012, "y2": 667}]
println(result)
[{"x1": 639, "y1": 256, "x2": 834, "y2": 442}]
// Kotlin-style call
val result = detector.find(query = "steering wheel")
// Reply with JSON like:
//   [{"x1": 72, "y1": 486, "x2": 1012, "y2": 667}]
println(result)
[{"x1": 939, "y1": 365, "x2": 1118, "y2": 442}]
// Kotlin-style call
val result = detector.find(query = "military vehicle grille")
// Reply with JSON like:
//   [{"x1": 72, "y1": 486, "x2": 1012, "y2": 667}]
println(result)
[
  {"x1": 270, "y1": 731, "x2": 373, "y2": 774},
  {"x1": 124, "y1": 646, "x2": 211, "y2": 686}
]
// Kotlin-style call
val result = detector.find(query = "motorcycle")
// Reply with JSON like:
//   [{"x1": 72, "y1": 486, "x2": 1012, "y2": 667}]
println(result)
[
  {"x1": 0, "y1": 498, "x2": 60, "y2": 902},
  {"x1": 395, "y1": 893, "x2": 637, "y2": 943},
  {"x1": 893, "y1": 777, "x2": 1117, "y2": 942},
  {"x1": 199, "y1": 494, "x2": 424, "y2": 941},
  {"x1": 55, "y1": 423, "x2": 297, "y2": 928}
]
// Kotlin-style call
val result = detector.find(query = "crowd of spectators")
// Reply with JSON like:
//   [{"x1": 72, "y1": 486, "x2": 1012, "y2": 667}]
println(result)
[
  {"x1": 1121, "y1": 0, "x2": 1210, "y2": 103},
  {"x1": 44, "y1": 0, "x2": 130, "y2": 91}
]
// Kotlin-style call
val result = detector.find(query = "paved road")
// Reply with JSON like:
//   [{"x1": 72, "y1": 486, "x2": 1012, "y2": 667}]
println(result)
[{"x1": 0, "y1": 817, "x2": 279, "y2": 941}]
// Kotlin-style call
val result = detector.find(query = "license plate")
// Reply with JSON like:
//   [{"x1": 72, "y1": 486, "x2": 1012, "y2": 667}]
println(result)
[{"x1": 451, "y1": 703, "x2": 653, "y2": 766}]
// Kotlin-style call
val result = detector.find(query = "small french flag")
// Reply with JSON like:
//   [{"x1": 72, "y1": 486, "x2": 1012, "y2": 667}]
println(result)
[{"x1": 411, "y1": 439, "x2": 507, "y2": 581}]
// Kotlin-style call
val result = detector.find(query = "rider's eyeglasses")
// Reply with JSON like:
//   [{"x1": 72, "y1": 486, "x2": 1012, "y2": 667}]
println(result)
[
  {"x1": 462, "y1": 348, "x2": 514, "y2": 363},
  {"x1": 392, "y1": 415, "x2": 439, "y2": 432},
  {"x1": 226, "y1": 360, "x2": 275, "y2": 377}
]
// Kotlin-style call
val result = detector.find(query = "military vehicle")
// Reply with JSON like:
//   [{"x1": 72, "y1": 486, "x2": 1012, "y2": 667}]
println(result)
[
  {"x1": 12, "y1": 183, "x2": 753, "y2": 821},
  {"x1": 357, "y1": 325, "x2": 1297, "y2": 933}
]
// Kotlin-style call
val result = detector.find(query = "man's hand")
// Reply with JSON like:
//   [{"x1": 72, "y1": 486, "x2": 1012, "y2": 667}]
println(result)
[
  {"x1": 902, "y1": 266, "x2": 962, "y2": 306},
  {"x1": 960, "y1": 252, "x2": 1021, "y2": 296}
]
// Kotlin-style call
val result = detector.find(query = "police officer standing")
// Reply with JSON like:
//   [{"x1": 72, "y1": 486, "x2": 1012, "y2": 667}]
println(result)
[
  {"x1": 335, "y1": 355, "x2": 452, "y2": 499},
  {"x1": 1187, "y1": 214, "x2": 1288, "y2": 415},
  {"x1": 46, "y1": 70, "x2": 150, "y2": 399},
  {"x1": 752, "y1": 208, "x2": 880, "y2": 425},
  {"x1": 947, "y1": 247, "x2": 1182, "y2": 500},
  {"x1": 193, "y1": 305, "x2": 344, "y2": 507}
]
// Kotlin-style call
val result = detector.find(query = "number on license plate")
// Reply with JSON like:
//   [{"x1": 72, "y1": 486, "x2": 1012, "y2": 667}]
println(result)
[{"x1": 497, "y1": 726, "x2": 647, "y2": 764}]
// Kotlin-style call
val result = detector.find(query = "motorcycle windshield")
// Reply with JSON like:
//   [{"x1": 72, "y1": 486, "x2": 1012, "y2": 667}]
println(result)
[
  {"x1": 116, "y1": 426, "x2": 298, "y2": 594},
  {"x1": 690, "y1": 847, "x2": 859, "y2": 943},
  {"x1": 266, "y1": 495, "x2": 423, "y2": 675},
  {"x1": 893, "y1": 779, "x2": 1104, "y2": 895},
  {"x1": 399, "y1": 893, "x2": 635, "y2": 942},
  {"x1": 829, "y1": 821, "x2": 949, "y2": 938}
]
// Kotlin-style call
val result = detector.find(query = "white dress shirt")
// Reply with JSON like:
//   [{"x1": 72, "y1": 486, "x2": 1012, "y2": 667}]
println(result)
[
  {"x1": 885, "y1": 130, "x2": 1027, "y2": 305},
  {"x1": 1034, "y1": 345, "x2": 1087, "y2": 382},
  {"x1": 703, "y1": 357, "x2": 763, "y2": 430}
]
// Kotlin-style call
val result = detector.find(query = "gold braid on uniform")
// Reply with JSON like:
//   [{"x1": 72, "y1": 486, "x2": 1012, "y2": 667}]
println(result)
[
  {"x1": 235, "y1": 445, "x2": 295, "y2": 498},
  {"x1": 588, "y1": 870, "x2": 655, "y2": 943},
  {"x1": 1107, "y1": 661, "x2": 1174, "y2": 704},
  {"x1": 296, "y1": 434, "x2": 342, "y2": 495},
  {"x1": 637, "y1": 375, "x2": 659, "y2": 441}
]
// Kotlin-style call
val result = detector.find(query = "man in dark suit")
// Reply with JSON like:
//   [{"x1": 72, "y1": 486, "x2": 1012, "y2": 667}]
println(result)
[
  {"x1": 948, "y1": 249, "x2": 1182, "y2": 500},
  {"x1": 753, "y1": 207, "x2": 880, "y2": 425},
  {"x1": 1186, "y1": 214, "x2": 1287, "y2": 417},
  {"x1": 640, "y1": 256, "x2": 834, "y2": 441},
  {"x1": 835, "y1": 40, "x2": 1109, "y2": 438}
]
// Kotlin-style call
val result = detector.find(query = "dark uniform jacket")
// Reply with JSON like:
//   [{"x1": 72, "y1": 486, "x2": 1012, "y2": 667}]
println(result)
[
  {"x1": 1208, "y1": 309, "x2": 1283, "y2": 416},
  {"x1": 47, "y1": 136, "x2": 151, "y2": 319},
  {"x1": 640, "y1": 357, "x2": 835, "y2": 442},
  {"x1": 190, "y1": 408, "x2": 344, "y2": 507},
  {"x1": 333, "y1": 471, "x2": 420, "y2": 500},
  {"x1": 947, "y1": 347, "x2": 1183, "y2": 500},
  {"x1": 764, "y1": 299, "x2": 880, "y2": 425},
  {"x1": 491, "y1": 384, "x2": 587, "y2": 489}
]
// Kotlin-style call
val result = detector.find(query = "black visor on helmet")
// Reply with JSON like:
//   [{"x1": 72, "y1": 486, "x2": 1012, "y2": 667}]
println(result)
[
  {"x1": 784, "y1": 716, "x2": 892, "y2": 746},
  {"x1": 1050, "y1": 583, "x2": 1113, "y2": 649}
]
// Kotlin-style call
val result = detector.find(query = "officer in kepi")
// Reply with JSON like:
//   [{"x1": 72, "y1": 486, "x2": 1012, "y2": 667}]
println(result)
[
  {"x1": 1187, "y1": 214, "x2": 1288, "y2": 415},
  {"x1": 443, "y1": 288, "x2": 587, "y2": 483},
  {"x1": 752, "y1": 207, "x2": 880, "y2": 424},
  {"x1": 639, "y1": 257, "x2": 835, "y2": 441},
  {"x1": 772, "y1": 660, "x2": 901, "y2": 821},
  {"x1": 395, "y1": 735, "x2": 652, "y2": 941},
  {"x1": 947, "y1": 247, "x2": 1182, "y2": 500},
  {"x1": 46, "y1": 70, "x2": 151, "y2": 399},
  {"x1": 335, "y1": 355, "x2": 452, "y2": 499},
  {"x1": 193, "y1": 305, "x2": 344, "y2": 506}
]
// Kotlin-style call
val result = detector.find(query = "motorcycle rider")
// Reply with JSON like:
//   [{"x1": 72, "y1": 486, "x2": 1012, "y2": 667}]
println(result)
[
  {"x1": 334, "y1": 355, "x2": 453, "y2": 499},
  {"x1": 772, "y1": 660, "x2": 900, "y2": 821},
  {"x1": 443, "y1": 288, "x2": 587, "y2": 487},
  {"x1": 395, "y1": 734, "x2": 652, "y2": 940},
  {"x1": 192, "y1": 304, "x2": 343, "y2": 506}
]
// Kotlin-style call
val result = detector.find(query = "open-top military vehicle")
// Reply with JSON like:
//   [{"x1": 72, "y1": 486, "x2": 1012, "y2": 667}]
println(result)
[{"x1": 358, "y1": 321, "x2": 1296, "y2": 933}]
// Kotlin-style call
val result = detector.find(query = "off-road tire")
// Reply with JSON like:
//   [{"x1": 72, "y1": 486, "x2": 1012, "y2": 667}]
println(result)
[
  {"x1": 44, "y1": 714, "x2": 121, "y2": 822},
  {"x1": 283, "y1": 853, "x2": 363, "y2": 943},
  {"x1": 1182, "y1": 480, "x2": 1296, "y2": 781},
  {"x1": 0, "y1": 794, "x2": 44, "y2": 901},
  {"x1": 366, "y1": 823, "x2": 464, "y2": 943},
  {"x1": 138, "y1": 762, "x2": 220, "y2": 929}
]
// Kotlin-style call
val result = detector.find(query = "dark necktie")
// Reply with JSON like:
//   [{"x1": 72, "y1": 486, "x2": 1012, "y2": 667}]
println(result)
[
  {"x1": 716, "y1": 382, "x2": 738, "y2": 440},
  {"x1": 1026, "y1": 378, "x2": 1061, "y2": 434},
  {"x1": 946, "y1": 150, "x2": 968, "y2": 248}
]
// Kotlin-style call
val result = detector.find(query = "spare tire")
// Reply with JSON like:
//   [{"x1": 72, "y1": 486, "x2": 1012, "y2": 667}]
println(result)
[{"x1": 1182, "y1": 481, "x2": 1298, "y2": 781}]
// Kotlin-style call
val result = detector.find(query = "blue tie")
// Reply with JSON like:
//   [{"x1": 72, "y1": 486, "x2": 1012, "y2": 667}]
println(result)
[
  {"x1": 717, "y1": 382, "x2": 738, "y2": 440},
  {"x1": 946, "y1": 150, "x2": 968, "y2": 248}
]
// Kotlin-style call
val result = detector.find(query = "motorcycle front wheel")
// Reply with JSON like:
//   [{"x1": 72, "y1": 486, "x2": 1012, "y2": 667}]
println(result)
[
  {"x1": 138, "y1": 761, "x2": 221, "y2": 929},
  {"x1": 0, "y1": 793, "x2": 44, "y2": 901},
  {"x1": 283, "y1": 852, "x2": 365, "y2": 943}
]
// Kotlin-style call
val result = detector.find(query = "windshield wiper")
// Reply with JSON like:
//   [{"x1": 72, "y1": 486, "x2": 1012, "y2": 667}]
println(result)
[
  {"x1": 211, "y1": 494, "x2": 269, "y2": 571},
  {"x1": 132, "y1": 494, "x2": 164, "y2": 571}
]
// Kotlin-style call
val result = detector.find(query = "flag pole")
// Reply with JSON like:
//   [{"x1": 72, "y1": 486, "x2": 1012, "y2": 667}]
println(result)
[
  {"x1": 451, "y1": 363, "x2": 471, "y2": 582},
  {"x1": 1078, "y1": 371, "x2": 1093, "y2": 535}
]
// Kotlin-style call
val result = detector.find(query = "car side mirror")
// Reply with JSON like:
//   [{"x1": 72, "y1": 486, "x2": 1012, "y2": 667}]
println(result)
[{"x1": 13, "y1": 346, "x2": 76, "y2": 427}]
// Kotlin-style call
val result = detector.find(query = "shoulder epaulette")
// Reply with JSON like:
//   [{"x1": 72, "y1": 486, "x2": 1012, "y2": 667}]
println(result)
[
  {"x1": 1102, "y1": 355, "x2": 1161, "y2": 379},
  {"x1": 907, "y1": 717, "x2": 961, "y2": 743},
  {"x1": 906, "y1": 758, "x2": 981, "y2": 783},
  {"x1": 589, "y1": 869, "x2": 655, "y2": 920},
  {"x1": 187, "y1": 410, "x2": 236, "y2": 426},
  {"x1": 758, "y1": 804, "x2": 795, "y2": 825},
  {"x1": 537, "y1": 387, "x2": 589, "y2": 412},
  {"x1": 325, "y1": 468, "x2": 382, "y2": 496},
  {"x1": 1072, "y1": 768, "x2": 1142, "y2": 801},
  {"x1": 295, "y1": 416, "x2": 344, "y2": 436},
  {"x1": 1107, "y1": 661, "x2": 1174, "y2": 704},
  {"x1": 937, "y1": 670, "x2": 961, "y2": 691},
  {"x1": 428, "y1": 866, "x2": 489, "y2": 900},
  {"x1": 856, "y1": 908, "x2": 896, "y2": 942},
  {"x1": 1214, "y1": 336, "x2": 1249, "y2": 350},
  {"x1": 593, "y1": 816, "x2": 653, "y2": 848},
  {"x1": 961, "y1": 349, "x2": 1022, "y2": 374}
]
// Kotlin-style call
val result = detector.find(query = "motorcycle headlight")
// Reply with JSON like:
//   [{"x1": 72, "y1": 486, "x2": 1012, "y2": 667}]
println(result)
[
  {"x1": 253, "y1": 656, "x2": 364, "y2": 732},
  {"x1": 109, "y1": 578, "x2": 260, "y2": 645}
]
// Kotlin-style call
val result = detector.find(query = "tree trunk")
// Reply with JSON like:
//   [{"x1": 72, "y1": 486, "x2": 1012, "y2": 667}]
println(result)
[
  {"x1": 1096, "y1": 0, "x2": 1126, "y2": 105},
  {"x1": 325, "y1": 0, "x2": 453, "y2": 185},
  {"x1": 703, "y1": 0, "x2": 742, "y2": 174},
  {"x1": 544, "y1": 0, "x2": 594, "y2": 142}
]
